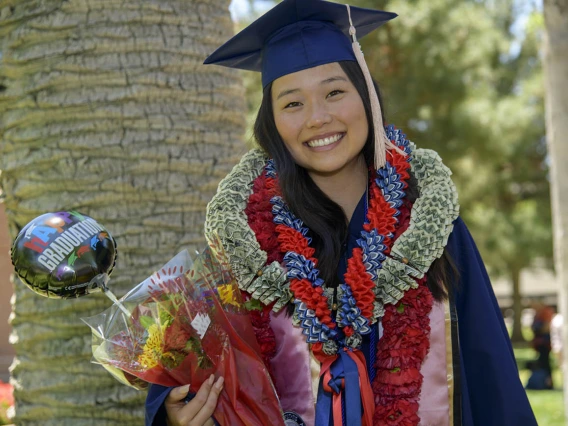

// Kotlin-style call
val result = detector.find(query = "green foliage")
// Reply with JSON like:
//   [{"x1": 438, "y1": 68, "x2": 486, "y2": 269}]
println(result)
[
  {"x1": 0, "y1": 402, "x2": 10, "y2": 426},
  {"x1": 245, "y1": 298, "x2": 264, "y2": 311},
  {"x1": 340, "y1": 0, "x2": 551, "y2": 277},
  {"x1": 525, "y1": 389, "x2": 565, "y2": 426},
  {"x1": 514, "y1": 346, "x2": 565, "y2": 425},
  {"x1": 139, "y1": 315, "x2": 154, "y2": 330}
]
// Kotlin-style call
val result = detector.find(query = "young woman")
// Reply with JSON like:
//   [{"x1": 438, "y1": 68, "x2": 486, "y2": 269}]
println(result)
[{"x1": 146, "y1": 1, "x2": 537, "y2": 425}]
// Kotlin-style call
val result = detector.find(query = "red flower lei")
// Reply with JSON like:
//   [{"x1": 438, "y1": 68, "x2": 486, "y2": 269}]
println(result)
[
  {"x1": 242, "y1": 175, "x2": 281, "y2": 384},
  {"x1": 244, "y1": 163, "x2": 434, "y2": 426},
  {"x1": 372, "y1": 200, "x2": 434, "y2": 425},
  {"x1": 373, "y1": 279, "x2": 433, "y2": 425}
]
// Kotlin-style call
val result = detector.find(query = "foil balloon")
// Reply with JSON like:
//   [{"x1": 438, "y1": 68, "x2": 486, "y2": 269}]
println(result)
[{"x1": 10, "y1": 211, "x2": 117, "y2": 299}]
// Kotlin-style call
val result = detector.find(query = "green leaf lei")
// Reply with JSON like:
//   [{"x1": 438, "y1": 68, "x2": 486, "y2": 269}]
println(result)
[{"x1": 204, "y1": 144, "x2": 460, "y2": 320}]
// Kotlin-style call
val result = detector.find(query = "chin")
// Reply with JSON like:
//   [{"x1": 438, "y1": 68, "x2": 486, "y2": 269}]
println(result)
[{"x1": 307, "y1": 162, "x2": 349, "y2": 176}]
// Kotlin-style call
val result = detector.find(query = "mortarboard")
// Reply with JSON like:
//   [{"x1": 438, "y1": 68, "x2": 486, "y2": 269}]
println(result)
[
  {"x1": 204, "y1": 0, "x2": 397, "y2": 88},
  {"x1": 204, "y1": 0, "x2": 402, "y2": 169}
]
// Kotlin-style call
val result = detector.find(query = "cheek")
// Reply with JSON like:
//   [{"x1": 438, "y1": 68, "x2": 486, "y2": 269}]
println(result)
[
  {"x1": 344, "y1": 101, "x2": 368, "y2": 142},
  {"x1": 275, "y1": 114, "x2": 303, "y2": 151},
  {"x1": 357, "y1": 113, "x2": 369, "y2": 142}
]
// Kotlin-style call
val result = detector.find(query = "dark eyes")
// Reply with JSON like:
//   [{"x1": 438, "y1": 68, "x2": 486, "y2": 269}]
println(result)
[
  {"x1": 326, "y1": 89, "x2": 344, "y2": 98},
  {"x1": 283, "y1": 90, "x2": 345, "y2": 109},
  {"x1": 284, "y1": 101, "x2": 302, "y2": 109}
]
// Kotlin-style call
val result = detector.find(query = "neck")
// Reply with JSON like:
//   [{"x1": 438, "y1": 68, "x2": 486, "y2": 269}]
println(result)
[{"x1": 308, "y1": 155, "x2": 368, "y2": 223}]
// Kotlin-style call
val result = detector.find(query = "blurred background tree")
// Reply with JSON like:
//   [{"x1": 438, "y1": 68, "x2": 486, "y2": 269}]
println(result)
[
  {"x1": 242, "y1": 0, "x2": 551, "y2": 343},
  {"x1": 0, "y1": 0, "x2": 244, "y2": 424}
]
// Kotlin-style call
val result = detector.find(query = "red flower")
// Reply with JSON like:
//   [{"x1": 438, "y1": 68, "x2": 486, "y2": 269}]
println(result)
[
  {"x1": 393, "y1": 200, "x2": 412, "y2": 241},
  {"x1": 0, "y1": 380, "x2": 14, "y2": 407},
  {"x1": 246, "y1": 173, "x2": 283, "y2": 265},
  {"x1": 0, "y1": 380, "x2": 14, "y2": 426},
  {"x1": 375, "y1": 398, "x2": 420, "y2": 426},
  {"x1": 243, "y1": 172, "x2": 282, "y2": 384},
  {"x1": 376, "y1": 349, "x2": 425, "y2": 371},
  {"x1": 374, "y1": 367, "x2": 422, "y2": 397},
  {"x1": 164, "y1": 317, "x2": 194, "y2": 352}
]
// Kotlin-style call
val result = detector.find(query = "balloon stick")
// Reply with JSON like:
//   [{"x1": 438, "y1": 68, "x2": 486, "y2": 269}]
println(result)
[{"x1": 102, "y1": 289, "x2": 131, "y2": 317}]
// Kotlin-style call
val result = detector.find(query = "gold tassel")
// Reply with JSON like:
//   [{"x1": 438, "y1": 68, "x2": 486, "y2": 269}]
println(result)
[{"x1": 346, "y1": 5, "x2": 404, "y2": 170}]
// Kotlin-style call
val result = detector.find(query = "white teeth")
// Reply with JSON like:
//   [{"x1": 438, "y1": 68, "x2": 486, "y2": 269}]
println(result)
[{"x1": 307, "y1": 133, "x2": 342, "y2": 147}]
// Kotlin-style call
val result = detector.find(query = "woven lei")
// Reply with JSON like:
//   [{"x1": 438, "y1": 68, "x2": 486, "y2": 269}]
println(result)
[
  {"x1": 204, "y1": 127, "x2": 460, "y2": 317},
  {"x1": 205, "y1": 126, "x2": 460, "y2": 426},
  {"x1": 263, "y1": 127, "x2": 412, "y2": 353}
]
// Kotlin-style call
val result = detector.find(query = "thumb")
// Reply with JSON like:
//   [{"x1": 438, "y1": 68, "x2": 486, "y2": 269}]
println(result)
[{"x1": 166, "y1": 384, "x2": 191, "y2": 403}]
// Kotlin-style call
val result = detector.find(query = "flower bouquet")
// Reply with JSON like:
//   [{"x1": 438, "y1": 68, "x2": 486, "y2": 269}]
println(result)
[{"x1": 83, "y1": 240, "x2": 284, "y2": 426}]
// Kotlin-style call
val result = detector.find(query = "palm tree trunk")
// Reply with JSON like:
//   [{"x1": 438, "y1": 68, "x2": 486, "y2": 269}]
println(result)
[
  {"x1": 543, "y1": 0, "x2": 568, "y2": 418},
  {"x1": 0, "y1": 0, "x2": 244, "y2": 424}
]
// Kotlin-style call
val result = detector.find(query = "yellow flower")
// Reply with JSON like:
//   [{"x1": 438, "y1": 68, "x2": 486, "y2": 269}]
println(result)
[
  {"x1": 138, "y1": 324, "x2": 163, "y2": 369},
  {"x1": 218, "y1": 283, "x2": 240, "y2": 307}
]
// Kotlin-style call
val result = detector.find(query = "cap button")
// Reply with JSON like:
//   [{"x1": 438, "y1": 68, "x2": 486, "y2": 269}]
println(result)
[{"x1": 402, "y1": 257, "x2": 409, "y2": 264}]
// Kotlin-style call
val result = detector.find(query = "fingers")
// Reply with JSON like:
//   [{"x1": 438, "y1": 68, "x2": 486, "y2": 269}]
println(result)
[
  {"x1": 189, "y1": 376, "x2": 224, "y2": 426},
  {"x1": 178, "y1": 374, "x2": 215, "y2": 422},
  {"x1": 166, "y1": 384, "x2": 192, "y2": 405},
  {"x1": 169, "y1": 375, "x2": 223, "y2": 426},
  {"x1": 164, "y1": 376, "x2": 224, "y2": 426}
]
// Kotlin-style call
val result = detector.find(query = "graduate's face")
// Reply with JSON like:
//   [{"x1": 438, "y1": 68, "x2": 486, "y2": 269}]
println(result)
[{"x1": 271, "y1": 62, "x2": 368, "y2": 177}]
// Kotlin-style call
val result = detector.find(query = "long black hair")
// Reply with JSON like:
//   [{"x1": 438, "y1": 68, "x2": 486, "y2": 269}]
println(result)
[{"x1": 253, "y1": 60, "x2": 456, "y2": 301}]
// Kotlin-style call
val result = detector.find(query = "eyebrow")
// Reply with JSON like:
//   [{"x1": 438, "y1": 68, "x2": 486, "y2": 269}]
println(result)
[{"x1": 275, "y1": 75, "x2": 348, "y2": 100}]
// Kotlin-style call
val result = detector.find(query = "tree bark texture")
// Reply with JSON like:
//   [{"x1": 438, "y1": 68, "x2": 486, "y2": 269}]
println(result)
[
  {"x1": 543, "y1": 0, "x2": 568, "y2": 418},
  {"x1": 0, "y1": 0, "x2": 245, "y2": 424}
]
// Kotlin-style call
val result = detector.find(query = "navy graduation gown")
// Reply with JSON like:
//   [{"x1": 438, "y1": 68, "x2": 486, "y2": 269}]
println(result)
[
  {"x1": 448, "y1": 220, "x2": 537, "y2": 425},
  {"x1": 145, "y1": 193, "x2": 536, "y2": 425}
]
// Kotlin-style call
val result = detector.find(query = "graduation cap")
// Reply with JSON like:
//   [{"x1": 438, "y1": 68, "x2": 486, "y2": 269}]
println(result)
[{"x1": 204, "y1": 0, "x2": 401, "y2": 169}]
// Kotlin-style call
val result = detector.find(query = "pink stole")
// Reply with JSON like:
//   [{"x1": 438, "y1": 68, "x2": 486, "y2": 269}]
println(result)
[
  {"x1": 268, "y1": 301, "x2": 453, "y2": 426},
  {"x1": 417, "y1": 300, "x2": 451, "y2": 426},
  {"x1": 269, "y1": 309, "x2": 317, "y2": 425}
]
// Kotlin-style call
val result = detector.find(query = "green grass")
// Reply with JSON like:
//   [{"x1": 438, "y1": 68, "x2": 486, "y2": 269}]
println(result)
[{"x1": 514, "y1": 346, "x2": 565, "y2": 425}]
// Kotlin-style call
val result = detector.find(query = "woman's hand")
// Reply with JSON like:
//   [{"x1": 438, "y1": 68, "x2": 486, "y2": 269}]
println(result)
[{"x1": 165, "y1": 375, "x2": 224, "y2": 426}]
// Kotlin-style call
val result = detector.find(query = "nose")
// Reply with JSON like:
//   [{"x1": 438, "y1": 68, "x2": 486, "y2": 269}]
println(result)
[{"x1": 306, "y1": 101, "x2": 332, "y2": 128}]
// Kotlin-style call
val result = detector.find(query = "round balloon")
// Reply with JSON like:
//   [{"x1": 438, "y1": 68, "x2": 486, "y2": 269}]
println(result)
[{"x1": 10, "y1": 211, "x2": 117, "y2": 299}]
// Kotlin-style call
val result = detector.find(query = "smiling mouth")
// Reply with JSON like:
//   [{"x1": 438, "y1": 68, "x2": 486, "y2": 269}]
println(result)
[{"x1": 305, "y1": 133, "x2": 345, "y2": 148}]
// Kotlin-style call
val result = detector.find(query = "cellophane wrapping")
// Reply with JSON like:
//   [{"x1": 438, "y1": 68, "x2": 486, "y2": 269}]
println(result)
[{"x1": 83, "y1": 240, "x2": 284, "y2": 426}]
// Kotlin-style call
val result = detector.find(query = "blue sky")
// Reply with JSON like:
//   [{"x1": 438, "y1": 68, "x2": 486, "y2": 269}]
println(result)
[
  {"x1": 229, "y1": 0, "x2": 250, "y2": 19},
  {"x1": 229, "y1": 0, "x2": 273, "y2": 20}
]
